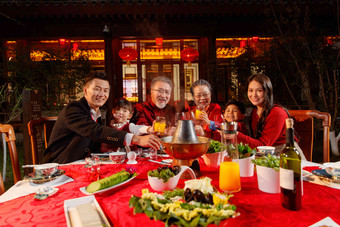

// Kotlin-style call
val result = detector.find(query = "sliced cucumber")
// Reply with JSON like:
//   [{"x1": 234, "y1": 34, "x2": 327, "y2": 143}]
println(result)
[{"x1": 86, "y1": 170, "x2": 131, "y2": 193}]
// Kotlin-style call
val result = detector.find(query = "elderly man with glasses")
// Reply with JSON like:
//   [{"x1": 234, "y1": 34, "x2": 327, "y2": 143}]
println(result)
[{"x1": 130, "y1": 76, "x2": 177, "y2": 127}]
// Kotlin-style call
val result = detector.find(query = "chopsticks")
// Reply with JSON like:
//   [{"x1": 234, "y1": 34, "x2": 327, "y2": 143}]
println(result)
[{"x1": 148, "y1": 160, "x2": 171, "y2": 165}]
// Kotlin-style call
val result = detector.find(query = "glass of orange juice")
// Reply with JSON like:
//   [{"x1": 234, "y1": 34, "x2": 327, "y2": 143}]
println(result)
[
  {"x1": 154, "y1": 116, "x2": 166, "y2": 136},
  {"x1": 195, "y1": 105, "x2": 205, "y2": 120},
  {"x1": 219, "y1": 161, "x2": 241, "y2": 193}
]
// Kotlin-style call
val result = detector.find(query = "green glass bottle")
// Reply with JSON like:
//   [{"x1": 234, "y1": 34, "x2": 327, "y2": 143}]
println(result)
[{"x1": 280, "y1": 118, "x2": 302, "y2": 210}]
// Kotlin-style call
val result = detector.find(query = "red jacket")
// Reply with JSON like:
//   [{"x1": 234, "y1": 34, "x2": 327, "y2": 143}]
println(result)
[
  {"x1": 237, "y1": 106, "x2": 288, "y2": 149},
  {"x1": 130, "y1": 101, "x2": 177, "y2": 126}
]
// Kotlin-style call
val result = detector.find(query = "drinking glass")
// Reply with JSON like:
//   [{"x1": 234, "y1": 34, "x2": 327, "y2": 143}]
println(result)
[
  {"x1": 213, "y1": 114, "x2": 223, "y2": 130},
  {"x1": 154, "y1": 116, "x2": 166, "y2": 136},
  {"x1": 175, "y1": 112, "x2": 185, "y2": 126},
  {"x1": 195, "y1": 105, "x2": 205, "y2": 125},
  {"x1": 219, "y1": 162, "x2": 241, "y2": 193},
  {"x1": 85, "y1": 157, "x2": 100, "y2": 182},
  {"x1": 219, "y1": 121, "x2": 241, "y2": 192},
  {"x1": 148, "y1": 148, "x2": 157, "y2": 160}
]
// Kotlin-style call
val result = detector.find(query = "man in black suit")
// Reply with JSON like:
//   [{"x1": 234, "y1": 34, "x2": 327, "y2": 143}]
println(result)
[{"x1": 44, "y1": 71, "x2": 161, "y2": 164}]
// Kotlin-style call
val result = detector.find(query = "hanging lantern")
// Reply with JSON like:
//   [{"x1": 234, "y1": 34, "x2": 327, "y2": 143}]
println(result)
[
  {"x1": 181, "y1": 48, "x2": 199, "y2": 66},
  {"x1": 240, "y1": 40, "x2": 246, "y2": 48},
  {"x1": 119, "y1": 47, "x2": 138, "y2": 66}
]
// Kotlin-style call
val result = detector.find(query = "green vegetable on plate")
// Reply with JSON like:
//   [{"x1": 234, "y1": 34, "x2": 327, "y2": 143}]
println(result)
[{"x1": 86, "y1": 170, "x2": 135, "y2": 193}]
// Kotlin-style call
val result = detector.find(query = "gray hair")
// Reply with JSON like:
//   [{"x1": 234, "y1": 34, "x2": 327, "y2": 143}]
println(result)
[
  {"x1": 190, "y1": 79, "x2": 212, "y2": 96},
  {"x1": 150, "y1": 76, "x2": 173, "y2": 89}
]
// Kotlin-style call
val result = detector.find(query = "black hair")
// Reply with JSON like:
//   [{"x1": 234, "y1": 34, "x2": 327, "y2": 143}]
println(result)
[
  {"x1": 85, "y1": 71, "x2": 109, "y2": 87},
  {"x1": 225, "y1": 99, "x2": 245, "y2": 114},
  {"x1": 113, "y1": 98, "x2": 132, "y2": 113},
  {"x1": 247, "y1": 73, "x2": 274, "y2": 139},
  {"x1": 190, "y1": 79, "x2": 212, "y2": 96}
]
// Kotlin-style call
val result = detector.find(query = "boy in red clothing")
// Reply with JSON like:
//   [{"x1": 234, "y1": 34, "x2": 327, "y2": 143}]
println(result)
[
  {"x1": 223, "y1": 99, "x2": 248, "y2": 135},
  {"x1": 101, "y1": 98, "x2": 153, "y2": 152}
]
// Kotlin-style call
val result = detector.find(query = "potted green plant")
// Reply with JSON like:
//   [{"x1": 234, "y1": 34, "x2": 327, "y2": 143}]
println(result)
[
  {"x1": 202, "y1": 140, "x2": 226, "y2": 168},
  {"x1": 252, "y1": 155, "x2": 280, "y2": 193},
  {"x1": 237, "y1": 143, "x2": 256, "y2": 177}
]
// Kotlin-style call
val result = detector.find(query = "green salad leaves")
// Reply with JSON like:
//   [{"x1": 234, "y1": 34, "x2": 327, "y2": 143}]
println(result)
[
  {"x1": 251, "y1": 154, "x2": 280, "y2": 171},
  {"x1": 129, "y1": 189, "x2": 237, "y2": 227},
  {"x1": 207, "y1": 140, "x2": 225, "y2": 154},
  {"x1": 238, "y1": 142, "x2": 256, "y2": 159},
  {"x1": 207, "y1": 140, "x2": 256, "y2": 160}
]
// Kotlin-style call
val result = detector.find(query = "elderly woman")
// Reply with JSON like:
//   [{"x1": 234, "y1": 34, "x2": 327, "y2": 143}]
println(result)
[{"x1": 187, "y1": 79, "x2": 223, "y2": 131}]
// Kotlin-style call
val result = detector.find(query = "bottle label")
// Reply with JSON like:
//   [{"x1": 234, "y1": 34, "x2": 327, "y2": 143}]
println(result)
[{"x1": 280, "y1": 167, "x2": 294, "y2": 190}]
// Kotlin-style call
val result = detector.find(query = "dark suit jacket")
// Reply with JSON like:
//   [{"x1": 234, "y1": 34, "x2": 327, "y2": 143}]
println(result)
[{"x1": 44, "y1": 97, "x2": 128, "y2": 164}]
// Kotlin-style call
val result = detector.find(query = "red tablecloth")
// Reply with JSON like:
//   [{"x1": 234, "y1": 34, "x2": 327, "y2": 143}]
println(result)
[{"x1": 0, "y1": 159, "x2": 339, "y2": 227}]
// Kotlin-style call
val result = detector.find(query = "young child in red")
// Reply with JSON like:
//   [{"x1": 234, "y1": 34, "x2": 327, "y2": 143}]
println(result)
[
  {"x1": 224, "y1": 99, "x2": 248, "y2": 135},
  {"x1": 101, "y1": 98, "x2": 152, "y2": 152}
]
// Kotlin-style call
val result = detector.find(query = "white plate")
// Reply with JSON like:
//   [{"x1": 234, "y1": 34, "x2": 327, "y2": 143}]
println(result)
[
  {"x1": 64, "y1": 195, "x2": 111, "y2": 227},
  {"x1": 79, "y1": 174, "x2": 138, "y2": 195}
]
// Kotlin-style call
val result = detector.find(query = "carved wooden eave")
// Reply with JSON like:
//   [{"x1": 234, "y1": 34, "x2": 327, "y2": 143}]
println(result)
[{"x1": 0, "y1": 0, "x2": 337, "y2": 39}]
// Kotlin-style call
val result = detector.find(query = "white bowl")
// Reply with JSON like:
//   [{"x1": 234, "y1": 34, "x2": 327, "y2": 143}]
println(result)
[
  {"x1": 109, "y1": 151, "x2": 126, "y2": 163},
  {"x1": 256, "y1": 165, "x2": 280, "y2": 193},
  {"x1": 257, "y1": 146, "x2": 275, "y2": 156},
  {"x1": 148, "y1": 166, "x2": 196, "y2": 191},
  {"x1": 202, "y1": 151, "x2": 226, "y2": 168},
  {"x1": 34, "y1": 163, "x2": 59, "y2": 176}
]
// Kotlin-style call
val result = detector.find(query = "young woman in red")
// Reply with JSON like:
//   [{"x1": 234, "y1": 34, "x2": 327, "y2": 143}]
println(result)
[{"x1": 236, "y1": 74, "x2": 305, "y2": 159}]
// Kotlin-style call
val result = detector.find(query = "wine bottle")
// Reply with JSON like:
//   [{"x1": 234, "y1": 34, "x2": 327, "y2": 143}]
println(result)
[{"x1": 280, "y1": 118, "x2": 302, "y2": 210}]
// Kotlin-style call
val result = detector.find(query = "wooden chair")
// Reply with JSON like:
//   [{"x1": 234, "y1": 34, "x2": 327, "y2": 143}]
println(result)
[
  {"x1": 0, "y1": 124, "x2": 21, "y2": 183},
  {"x1": 28, "y1": 117, "x2": 57, "y2": 165},
  {"x1": 288, "y1": 110, "x2": 331, "y2": 163},
  {"x1": 0, "y1": 171, "x2": 5, "y2": 195}
]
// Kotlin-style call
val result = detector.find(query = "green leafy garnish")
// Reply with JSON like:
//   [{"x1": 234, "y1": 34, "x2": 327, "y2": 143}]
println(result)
[
  {"x1": 148, "y1": 168, "x2": 175, "y2": 183},
  {"x1": 238, "y1": 142, "x2": 256, "y2": 159},
  {"x1": 251, "y1": 154, "x2": 280, "y2": 171},
  {"x1": 207, "y1": 140, "x2": 227, "y2": 154},
  {"x1": 162, "y1": 188, "x2": 184, "y2": 199},
  {"x1": 129, "y1": 189, "x2": 237, "y2": 227}
]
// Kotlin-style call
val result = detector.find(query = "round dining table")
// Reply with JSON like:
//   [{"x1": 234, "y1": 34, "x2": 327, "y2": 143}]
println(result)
[{"x1": 0, "y1": 157, "x2": 339, "y2": 227}]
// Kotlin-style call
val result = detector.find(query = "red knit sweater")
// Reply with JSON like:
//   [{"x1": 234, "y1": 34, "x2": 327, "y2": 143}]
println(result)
[{"x1": 237, "y1": 106, "x2": 288, "y2": 149}]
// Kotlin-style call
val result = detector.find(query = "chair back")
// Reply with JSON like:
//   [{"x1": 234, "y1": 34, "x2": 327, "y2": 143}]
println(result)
[
  {"x1": 0, "y1": 124, "x2": 21, "y2": 183},
  {"x1": 0, "y1": 171, "x2": 5, "y2": 195},
  {"x1": 28, "y1": 117, "x2": 57, "y2": 165},
  {"x1": 288, "y1": 110, "x2": 331, "y2": 163}
]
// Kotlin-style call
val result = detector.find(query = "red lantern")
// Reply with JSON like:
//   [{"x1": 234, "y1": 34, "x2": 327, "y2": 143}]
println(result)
[
  {"x1": 181, "y1": 48, "x2": 199, "y2": 66},
  {"x1": 119, "y1": 47, "x2": 138, "y2": 66},
  {"x1": 240, "y1": 40, "x2": 246, "y2": 48}
]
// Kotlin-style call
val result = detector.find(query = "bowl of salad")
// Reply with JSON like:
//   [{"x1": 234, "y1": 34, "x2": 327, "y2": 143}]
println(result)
[
  {"x1": 202, "y1": 140, "x2": 226, "y2": 168},
  {"x1": 148, "y1": 166, "x2": 196, "y2": 191}
]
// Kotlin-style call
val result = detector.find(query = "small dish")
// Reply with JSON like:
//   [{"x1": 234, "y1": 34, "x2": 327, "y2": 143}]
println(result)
[
  {"x1": 148, "y1": 166, "x2": 196, "y2": 191},
  {"x1": 34, "y1": 163, "x2": 59, "y2": 176},
  {"x1": 256, "y1": 146, "x2": 275, "y2": 156},
  {"x1": 25, "y1": 169, "x2": 65, "y2": 184},
  {"x1": 311, "y1": 169, "x2": 340, "y2": 184},
  {"x1": 64, "y1": 195, "x2": 111, "y2": 227},
  {"x1": 109, "y1": 151, "x2": 126, "y2": 163},
  {"x1": 34, "y1": 187, "x2": 59, "y2": 200},
  {"x1": 91, "y1": 153, "x2": 110, "y2": 161}
]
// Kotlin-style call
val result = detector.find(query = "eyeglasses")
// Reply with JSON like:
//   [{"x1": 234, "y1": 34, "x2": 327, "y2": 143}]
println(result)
[
  {"x1": 152, "y1": 89, "x2": 171, "y2": 96},
  {"x1": 194, "y1": 93, "x2": 210, "y2": 99}
]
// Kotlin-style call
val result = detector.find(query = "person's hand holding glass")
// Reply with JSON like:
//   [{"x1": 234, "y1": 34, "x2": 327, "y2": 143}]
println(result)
[
  {"x1": 195, "y1": 105, "x2": 210, "y2": 127},
  {"x1": 154, "y1": 116, "x2": 166, "y2": 137}
]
